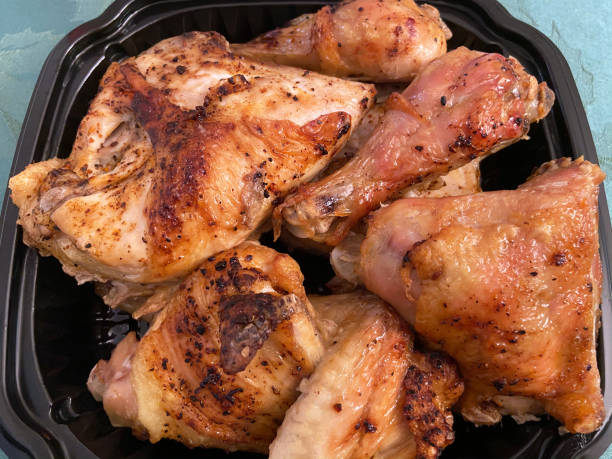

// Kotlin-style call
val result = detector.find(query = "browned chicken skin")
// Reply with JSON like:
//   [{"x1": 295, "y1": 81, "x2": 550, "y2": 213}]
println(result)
[
  {"x1": 9, "y1": 31, "x2": 374, "y2": 307},
  {"x1": 357, "y1": 158, "x2": 605, "y2": 433},
  {"x1": 90, "y1": 257, "x2": 465, "y2": 457},
  {"x1": 233, "y1": 0, "x2": 451, "y2": 82},
  {"x1": 402, "y1": 352, "x2": 464, "y2": 459},
  {"x1": 87, "y1": 242, "x2": 324, "y2": 452},
  {"x1": 270, "y1": 292, "x2": 463, "y2": 459},
  {"x1": 276, "y1": 98, "x2": 483, "y2": 259},
  {"x1": 329, "y1": 157, "x2": 482, "y2": 286},
  {"x1": 275, "y1": 47, "x2": 555, "y2": 246}
]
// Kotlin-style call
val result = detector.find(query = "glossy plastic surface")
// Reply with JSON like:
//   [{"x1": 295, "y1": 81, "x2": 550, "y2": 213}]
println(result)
[{"x1": 0, "y1": 1, "x2": 611, "y2": 458}]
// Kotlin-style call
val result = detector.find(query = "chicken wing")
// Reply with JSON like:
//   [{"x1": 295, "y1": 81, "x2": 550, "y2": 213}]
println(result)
[
  {"x1": 358, "y1": 157, "x2": 605, "y2": 433},
  {"x1": 270, "y1": 291, "x2": 463, "y2": 459},
  {"x1": 87, "y1": 242, "x2": 324, "y2": 452},
  {"x1": 275, "y1": 47, "x2": 555, "y2": 245},
  {"x1": 9, "y1": 31, "x2": 375, "y2": 306},
  {"x1": 232, "y1": 0, "x2": 451, "y2": 82}
]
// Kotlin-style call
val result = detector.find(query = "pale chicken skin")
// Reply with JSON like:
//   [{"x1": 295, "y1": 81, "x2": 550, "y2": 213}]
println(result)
[
  {"x1": 357, "y1": 158, "x2": 605, "y2": 433},
  {"x1": 278, "y1": 101, "x2": 482, "y2": 258},
  {"x1": 270, "y1": 292, "x2": 463, "y2": 459},
  {"x1": 322, "y1": 92, "x2": 482, "y2": 194},
  {"x1": 233, "y1": 0, "x2": 451, "y2": 82},
  {"x1": 87, "y1": 242, "x2": 324, "y2": 452},
  {"x1": 275, "y1": 46, "x2": 555, "y2": 245},
  {"x1": 9, "y1": 31, "x2": 375, "y2": 306}
]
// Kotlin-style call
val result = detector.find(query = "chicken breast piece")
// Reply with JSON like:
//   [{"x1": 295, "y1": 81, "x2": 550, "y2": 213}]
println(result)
[
  {"x1": 232, "y1": 0, "x2": 451, "y2": 82},
  {"x1": 9, "y1": 31, "x2": 375, "y2": 306},
  {"x1": 358, "y1": 157, "x2": 605, "y2": 433},
  {"x1": 87, "y1": 242, "x2": 324, "y2": 452},
  {"x1": 275, "y1": 46, "x2": 555, "y2": 246},
  {"x1": 269, "y1": 291, "x2": 463, "y2": 459}
]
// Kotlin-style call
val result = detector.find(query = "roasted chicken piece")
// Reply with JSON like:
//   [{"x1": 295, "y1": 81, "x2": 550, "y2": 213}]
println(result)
[
  {"x1": 325, "y1": 81, "x2": 482, "y2": 188},
  {"x1": 270, "y1": 291, "x2": 464, "y2": 459},
  {"x1": 87, "y1": 242, "x2": 324, "y2": 452},
  {"x1": 330, "y1": 159, "x2": 481, "y2": 286},
  {"x1": 233, "y1": 0, "x2": 451, "y2": 82},
  {"x1": 275, "y1": 46, "x2": 555, "y2": 246},
  {"x1": 323, "y1": 103, "x2": 386, "y2": 177},
  {"x1": 353, "y1": 157, "x2": 605, "y2": 433},
  {"x1": 9, "y1": 31, "x2": 375, "y2": 306},
  {"x1": 282, "y1": 97, "x2": 483, "y2": 259}
]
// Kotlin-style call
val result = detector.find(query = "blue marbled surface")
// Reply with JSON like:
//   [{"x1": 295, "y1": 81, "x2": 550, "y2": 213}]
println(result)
[{"x1": 0, "y1": 0, "x2": 611, "y2": 458}]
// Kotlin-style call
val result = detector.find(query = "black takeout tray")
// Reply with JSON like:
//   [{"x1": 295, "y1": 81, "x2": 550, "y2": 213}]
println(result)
[{"x1": 1, "y1": 0, "x2": 611, "y2": 458}]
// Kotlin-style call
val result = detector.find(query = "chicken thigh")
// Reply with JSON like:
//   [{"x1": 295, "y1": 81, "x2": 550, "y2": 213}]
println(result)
[
  {"x1": 87, "y1": 242, "x2": 324, "y2": 452},
  {"x1": 233, "y1": 0, "x2": 451, "y2": 82},
  {"x1": 9, "y1": 31, "x2": 375, "y2": 306},
  {"x1": 275, "y1": 47, "x2": 555, "y2": 245},
  {"x1": 357, "y1": 158, "x2": 605, "y2": 433},
  {"x1": 270, "y1": 291, "x2": 463, "y2": 459}
]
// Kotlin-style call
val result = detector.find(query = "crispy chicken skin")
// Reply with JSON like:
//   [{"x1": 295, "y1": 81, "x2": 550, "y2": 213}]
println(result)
[
  {"x1": 275, "y1": 47, "x2": 555, "y2": 246},
  {"x1": 270, "y1": 292, "x2": 463, "y2": 459},
  {"x1": 232, "y1": 0, "x2": 451, "y2": 83},
  {"x1": 9, "y1": 31, "x2": 375, "y2": 306},
  {"x1": 87, "y1": 242, "x2": 324, "y2": 452},
  {"x1": 358, "y1": 158, "x2": 605, "y2": 433}
]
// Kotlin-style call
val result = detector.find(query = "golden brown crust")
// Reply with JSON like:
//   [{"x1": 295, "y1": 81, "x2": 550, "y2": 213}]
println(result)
[
  {"x1": 407, "y1": 181, "x2": 604, "y2": 432},
  {"x1": 403, "y1": 352, "x2": 463, "y2": 459},
  {"x1": 90, "y1": 242, "x2": 323, "y2": 452},
  {"x1": 311, "y1": 6, "x2": 353, "y2": 76},
  {"x1": 361, "y1": 158, "x2": 605, "y2": 434},
  {"x1": 233, "y1": 0, "x2": 451, "y2": 82},
  {"x1": 9, "y1": 31, "x2": 374, "y2": 300},
  {"x1": 270, "y1": 291, "x2": 464, "y2": 459}
]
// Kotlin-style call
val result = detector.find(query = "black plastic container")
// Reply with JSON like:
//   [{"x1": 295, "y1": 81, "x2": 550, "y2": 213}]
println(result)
[{"x1": 1, "y1": 1, "x2": 611, "y2": 458}]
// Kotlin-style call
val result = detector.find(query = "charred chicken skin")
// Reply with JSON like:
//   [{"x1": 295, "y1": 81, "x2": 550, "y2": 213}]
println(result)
[
  {"x1": 233, "y1": 0, "x2": 452, "y2": 82},
  {"x1": 270, "y1": 291, "x2": 463, "y2": 459},
  {"x1": 11, "y1": 2, "x2": 601, "y2": 454},
  {"x1": 275, "y1": 46, "x2": 555, "y2": 246},
  {"x1": 87, "y1": 242, "x2": 324, "y2": 452},
  {"x1": 9, "y1": 31, "x2": 374, "y2": 306},
  {"x1": 356, "y1": 158, "x2": 604, "y2": 433}
]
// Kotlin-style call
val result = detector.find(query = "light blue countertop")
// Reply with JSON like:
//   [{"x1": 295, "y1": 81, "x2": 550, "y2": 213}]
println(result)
[{"x1": 0, "y1": 1, "x2": 611, "y2": 458}]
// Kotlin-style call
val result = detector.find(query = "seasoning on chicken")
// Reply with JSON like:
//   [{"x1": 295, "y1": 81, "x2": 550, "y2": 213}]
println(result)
[
  {"x1": 233, "y1": 0, "x2": 451, "y2": 82},
  {"x1": 8, "y1": 31, "x2": 375, "y2": 307},
  {"x1": 87, "y1": 242, "x2": 324, "y2": 452},
  {"x1": 330, "y1": 159, "x2": 482, "y2": 286},
  {"x1": 270, "y1": 291, "x2": 463, "y2": 459},
  {"x1": 356, "y1": 157, "x2": 605, "y2": 433},
  {"x1": 275, "y1": 47, "x2": 555, "y2": 246}
]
